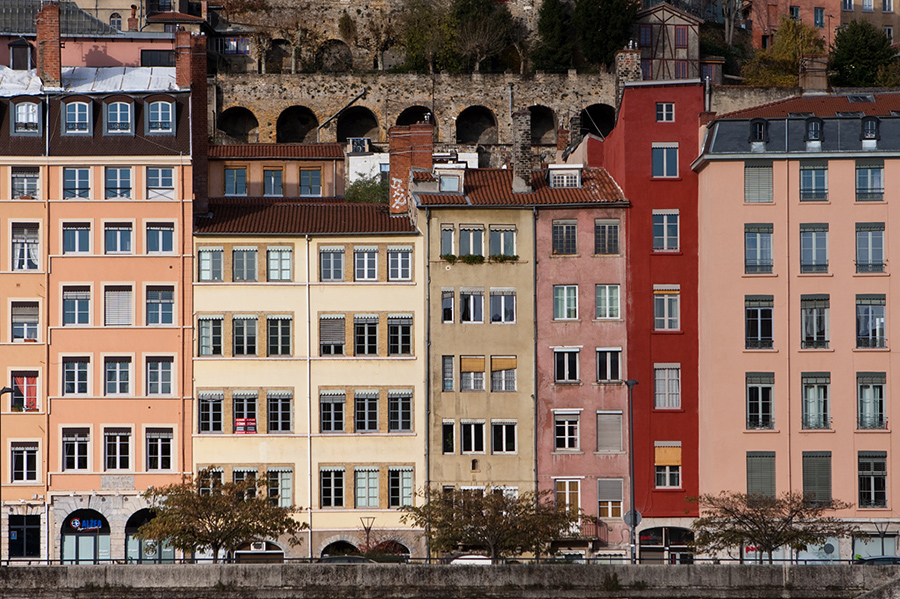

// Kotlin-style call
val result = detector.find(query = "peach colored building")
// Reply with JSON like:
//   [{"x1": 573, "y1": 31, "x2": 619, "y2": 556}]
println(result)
[{"x1": 696, "y1": 93, "x2": 900, "y2": 560}]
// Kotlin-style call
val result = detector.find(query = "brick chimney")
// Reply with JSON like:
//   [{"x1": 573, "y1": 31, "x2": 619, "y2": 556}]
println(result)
[
  {"x1": 176, "y1": 29, "x2": 192, "y2": 89},
  {"x1": 127, "y1": 5, "x2": 139, "y2": 31},
  {"x1": 511, "y1": 108, "x2": 532, "y2": 194},
  {"x1": 36, "y1": 2, "x2": 61, "y2": 88},
  {"x1": 189, "y1": 34, "x2": 210, "y2": 215},
  {"x1": 800, "y1": 54, "x2": 828, "y2": 93},
  {"x1": 389, "y1": 123, "x2": 434, "y2": 215}
]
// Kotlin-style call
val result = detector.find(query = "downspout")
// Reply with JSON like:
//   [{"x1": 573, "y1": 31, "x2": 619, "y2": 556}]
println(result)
[
  {"x1": 532, "y1": 206, "x2": 538, "y2": 496},
  {"x1": 784, "y1": 125, "x2": 793, "y2": 502},
  {"x1": 423, "y1": 206, "x2": 432, "y2": 561},
  {"x1": 43, "y1": 90, "x2": 51, "y2": 563},
  {"x1": 181, "y1": 152, "x2": 188, "y2": 488},
  {"x1": 305, "y1": 235, "x2": 313, "y2": 558}
]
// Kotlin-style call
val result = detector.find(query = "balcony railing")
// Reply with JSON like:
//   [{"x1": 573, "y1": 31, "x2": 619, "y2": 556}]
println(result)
[
  {"x1": 856, "y1": 189, "x2": 884, "y2": 202},
  {"x1": 800, "y1": 262, "x2": 828, "y2": 273},
  {"x1": 801, "y1": 414, "x2": 831, "y2": 430},
  {"x1": 745, "y1": 262, "x2": 773, "y2": 274},
  {"x1": 747, "y1": 416, "x2": 774, "y2": 430},
  {"x1": 857, "y1": 262, "x2": 885, "y2": 273},
  {"x1": 801, "y1": 338, "x2": 829, "y2": 349},
  {"x1": 745, "y1": 338, "x2": 774, "y2": 350},
  {"x1": 557, "y1": 520, "x2": 607, "y2": 544},
  {"x1": 857, "y1": 336, "x2": 887, "y2": 349},
  {"x1": 858, "y1": 415, "x2": 887, "y2": 430},
  {"x1": 800, "y1": 190, "x2": 828, "y2": 201}
]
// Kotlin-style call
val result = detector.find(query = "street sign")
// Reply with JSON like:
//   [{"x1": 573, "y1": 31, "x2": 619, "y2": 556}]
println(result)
[{"x1": 624, "y1": 510, "x2": 642, "y2": 527}]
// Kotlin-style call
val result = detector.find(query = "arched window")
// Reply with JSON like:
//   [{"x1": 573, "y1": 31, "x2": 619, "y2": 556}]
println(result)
[
  {"x1": 749, "y1": 119, "x2": 767, "y2": 143},
  {"x1": 106, "y1": 101, "x2": 132, "y2": 133},
  {"x1": 862, "y1": 117, "x2": 879, "y2": 140},
  {"x1": 64, "y1": 101, "x2": 90, "y2": 133},
  {"x1": 148, "y1": 101, "x2": 174, "y2": 133},
  {"x1": 13, "y1": 102, "x2": 39, "y2": 134},
  {"x1": 806, "y1": 118, "x2": 823, "y2": 141},
  {"x1": 109, "y1": 12, "x2": 122, "y2": 30}
]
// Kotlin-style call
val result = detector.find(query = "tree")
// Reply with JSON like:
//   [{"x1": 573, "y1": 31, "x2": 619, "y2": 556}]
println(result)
[
  {"x1": 400, "y1": 486, "x2": 586, "y2": 562},
  {"x1": 831, "y1": 20, "x2": 895, "y2": 87},
  {"x1": 398, "y1": 0, "x2": 457, "y2": 73},
  {"x1": 721, "y1": 0, "x2": 743, "y2": 48},
  {"x1": 453, "y1": 0, "x2": 515, "y2": 72},
  {"x1": 136, "y1": 468, "x2": 307, "y2": 563},
  {"x1": 690, "y1": 492, "x2": 857, "y2": 563},
  {"x1": 532, "y1": 0, "x2": 575, "y2": 72},
  {"x1": 574, "y1": 0, "x2": 639, "y2": 68},
  {"x1": 742, "y1": 16, "x2": 824, "y2": 86},
  {"x1": 346, "y1": 175, "x2": 388, "y2": 204}
]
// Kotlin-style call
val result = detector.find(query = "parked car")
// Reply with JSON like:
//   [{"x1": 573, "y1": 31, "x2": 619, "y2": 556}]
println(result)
[
  {"x1": 853, "y1": 556, "x2": 900, "y2": 565},
  {"x1": 317, "y1": 555, "x2": 375, "y2": 564},
  {"x1": 450, "y1": 554, "x2": 493, "y2": 565}
]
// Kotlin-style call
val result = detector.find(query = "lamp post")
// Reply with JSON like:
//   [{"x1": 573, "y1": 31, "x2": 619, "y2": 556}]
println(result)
[
  {"x1": 360, "y1": 516, "x2": 375, "y2": 554},
  {"x1": 625, "y1": 379, "x2": 639, "y2": 565}
]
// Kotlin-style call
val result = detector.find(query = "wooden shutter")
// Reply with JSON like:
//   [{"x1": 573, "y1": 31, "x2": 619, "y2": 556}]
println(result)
[{"x1": 461, "y1": 356, "x2": 485, "y2": 372}]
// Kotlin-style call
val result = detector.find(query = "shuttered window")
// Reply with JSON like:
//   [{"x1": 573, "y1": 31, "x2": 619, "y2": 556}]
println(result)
[
  {"x1": 596, "y1": 412, "x2": 623, "y2": 452},
  {"x1": 802, "y1": 451, "x2": 832, "y2": 505},
  {"x1": 319, "y1": 315, "x2": 345, "y2": 355},
  {"x1": 744, "y1": 161, "x2": 773, "y2": 203},
  {"x1": 746, "y1": 451, "x2": 775, "y2": 497},
  {"x1": 597, "y1": 479, "x2": 623, "y2": 518},
  {"x1": 104, "y1": 286, "x2": 132, "y2": 326}
]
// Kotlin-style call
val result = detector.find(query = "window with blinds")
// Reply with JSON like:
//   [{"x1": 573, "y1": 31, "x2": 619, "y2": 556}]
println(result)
[
  {"x1": 745, "y1": 162, "x2": 773, "y2": 203},
  {"x1": 319, "y1": 315, "x2": 345, "y2": 355},
  {"x1": 11, "y1": 301, "x2": 38, "y2": 341},
  {"x1": 596, "y1": 412, "x2": 623, "y2": 452},
  {"x1": 597, "y1": 479, "x2": 623, "y2": 518},
  {"x1": 802, "y1": 451, "x2": 832, "y2": 506},
  {"x1": 746, "y1": 451, "x2": 775, "y2": 498}
]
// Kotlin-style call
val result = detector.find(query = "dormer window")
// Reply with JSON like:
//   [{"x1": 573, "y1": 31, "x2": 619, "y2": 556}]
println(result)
[
  {"x1": 862, "y1": 117, "x2": 879, "y2": 140},
  {"x1": 13, "y1": 101, "x2": 40, "y2": 135},
  {"x1": 65, "y1": 101, "x2": 90, "y2": 133},
  {"x1": 440, "y1": 175, "x2": 460, "y2": 192},
  {"x1": 549, "y1": 169, "x2": 581, "y2": 189},
  {"x1": 147, "y1": 100, "x2": 174, "y2": 134},
  {"x1": 750, "y1": 119, "x2": 767, "y2": 143},
  {"x1": 105, "y1": 101, "x2": 132, "y2": 134},
  {"x1": 806, "y1": 118, "x2": 823, "y2": 141}
]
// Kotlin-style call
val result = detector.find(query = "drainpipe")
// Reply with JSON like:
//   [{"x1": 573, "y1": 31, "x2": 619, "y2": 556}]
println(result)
[
  {"x1": 423, "y1": 206, "x2": 432, "y2": 561},
  {"x1": 305, "y1": 235, "x2": 313, "y2": 559},
  {"x1": 43, "y1": 90, "x2": 51, "y2": 563},
  {"x1": 532, "y1": 206, "x2": 538, "y2": 496}
]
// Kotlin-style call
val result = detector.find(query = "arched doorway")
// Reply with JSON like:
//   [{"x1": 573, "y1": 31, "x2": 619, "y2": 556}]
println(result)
[
  {"x1": 234, "y1": 540, "x2": 285, "y2": 563},
  {"x1": 638, "y1": 526, "x2": 694, "y2": 564},
  {"x1": 61, "y1": 509, "x2": 110, "y2": 564},
  {"x1": 336, "y1": 106, "x2": 379, "y2": 142},
  {"x1": 277, "y1": 106, "x2": 319, "y2": 143},
  {"x1": 218, "y1": 107, "x2": 259, "y2": 143},
  {"x1": 456, "y1": 106, "x2": 498, "y2": 144},
  {"x1": 125, "y1": 508, "x2": 174, "y2": 563},
  {"x1": 529, "y1": 105, "x2": 557, "y2": 145},
  {"x1": 321, "y1": 540, "x2": 359, "y2": 556},
  {"x1": 317, "y1": 39, "x2": 353, "y2": 72},
  {"x1": 580, "y1": 103, "x2": 616, "y2": 138}
]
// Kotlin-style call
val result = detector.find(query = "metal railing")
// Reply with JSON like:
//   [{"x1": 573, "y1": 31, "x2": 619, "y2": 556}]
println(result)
[
  {"x1": 858, "y1": 415, "x2": 887, "y2": 429},
  {"x1": 801, "y1": 414, "x2": 831, "y2": 429},
  {"x1": 746, "y1": 338, "x2": 774, "y2": 350},
  {"x1": 857, "y1": 336, "x2": 887, "y2": 348}
]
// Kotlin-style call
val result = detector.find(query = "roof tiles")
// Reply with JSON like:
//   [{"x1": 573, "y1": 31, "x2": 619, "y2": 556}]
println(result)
[
  {"x1": 719, "y1": 93, "x2": 900, "y2": 119},
  {"x1": 209, "y1": 143, "x2": 345, "y2": 159}
]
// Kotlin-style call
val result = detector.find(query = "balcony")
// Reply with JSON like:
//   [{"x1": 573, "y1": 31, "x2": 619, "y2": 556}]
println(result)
[
  {"x1": 746, "y1": 338, "x2": 774, "y2": 350},
  {"x1": 857, "y1": 336, "x2": 887, "y2": 349},
  {"x1": 747, "y1": 416, "x2": 774, "y2": 430},
  {"x1": 745, "y1": 262, "x2": 773, "y2": 274},
  {"x1": 857, "y1": 261, "x2": 885, "y2": 273},
  {"x1": 858, "y1": 415, "x2": 887, "y2": 430},
  {"x1": 557, "y1": 520, "x2": 607, "y2": 544},
  {"x1": 800, "y1": 190, "x2": 828, "y2": 201},
  {"x1": 801, "y1": 414, "x2": 831, "y2": 430},
  {"x1": 800, "y1": 262, "x2": 828, "y2": 274},
  {"x1": 801, "y1": 338, "x2": 829, "y2": 349},
  {"x1": 856, "y1": 189, "x2": 884, "y2": 202}
]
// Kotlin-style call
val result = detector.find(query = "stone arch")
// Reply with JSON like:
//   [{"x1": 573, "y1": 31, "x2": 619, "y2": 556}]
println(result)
[
  {"x1": 266, "y1": 38, "x2": 292, "y2": 74},
  {"x1": 397, "y1": 105, "x2": 437, "y2": 138},
  {"x1": 374, "y1": 540, "x2": 411, "y2": 555},
  {"x1": 317, "y1": 39, "x2": 353, "y2": 72},
  {"x1": 61, "y1": 508, "x2": 110, "y2": 564},
  {"x1": 277, "y1": 105, "x2": 319, "y2": 143},
  {"x1": 529, "y1": 105, "x2": 557, "y2": 145},
  {"x1": 456, "y1": 105, "x2": 498, "y2": 144},
  {"x1": 218, "y1": 106, "x2": 259, "y2": 143},
  {"x1": 580, "y1": 103, "x2": 616, "y2": 138},
  {"x1": 337, "y1": 106, "x2": 379, "y2": 142},
  {"x1": 125, "y1": 508, "x2": 174, "y2": 563},
  {"x1": 321, "y1": 540, "x2": 360, "y2": 556}
]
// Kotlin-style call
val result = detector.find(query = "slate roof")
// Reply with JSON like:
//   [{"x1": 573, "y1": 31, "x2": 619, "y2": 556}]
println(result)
[
  {"x1": 718, "y1": 93, "x2": 900, "y2": 119},
  {"x1": 0, "y1": 0, "x2": 119, "y2": 36},
  {"x1": 196, "y1": 202, "x2": 416, "y2": 235},
  {"x1": 209, "y1": 143, "x2": 345, "y2": 159}
]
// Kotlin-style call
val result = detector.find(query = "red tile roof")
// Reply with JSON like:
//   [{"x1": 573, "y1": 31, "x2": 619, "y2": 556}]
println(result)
[
  {"x1": 208, "y1": 143, "x2": 345, "y2": 159},
  {"x1": 208, "y1": 196, "x2": 346, "y2": 205},
  {"x1": 411, "y1": 170, "x2": 435, "y2": 182},
  {"x1": 196, "y1": 202, "x2": 416, "y2": 235},
  {"x1": 719, "y1": 93, "x2": 900, "y2": 119},
  {"x1": 415, "y1": 167, "x2": 626, "y2": 206}
]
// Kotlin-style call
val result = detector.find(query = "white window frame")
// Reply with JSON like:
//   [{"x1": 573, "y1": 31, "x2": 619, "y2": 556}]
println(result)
[
  {"x1": 146, "y1": 358, "x2": 173, "y2": 395},
  {"x1": 554, "y1": 349, "x2": 579, "y2": 383},
  {"x1": 652, "y1": 210, "x2": 680, "y2": 251},
  {"x1": 553, "y1": 285, "x2": 578, "y2": 320},
  {"x1": 654, "y1": 364, "x2": 681, "y2": 409},
  {"x1": 354, "y1": 247, "x2": 377, "y2": 281},
  {"x1": 388, "y1": 247, "x2": 412, "y2": 281},
  {"x1": 461, "y1": 420, "x2": 486, "y2": 453},
  {"x1": 651, "y1": 143, "x2": 678, "y2": 178},
  {"x1": 656, "y1": 102, "x2": 674, "y2": 122},
  {"x1": 267, "y1": 247, "x2": 292, "y2": 282},
  {"x1": 596, "y1": 348, "x2": 622, "y2": 382},
  {"x1": 146, "y1": 167, "x2": 175, "y2": 199},
  {"x1": 595, "y1": 284, "x2": 620, "y2": 319},
  {"x1": 554, "y1": 411, "x2": 580, "y2": 451},
  {"x1": 653, "y1": 286, "x2": 680, "y2": 331}
]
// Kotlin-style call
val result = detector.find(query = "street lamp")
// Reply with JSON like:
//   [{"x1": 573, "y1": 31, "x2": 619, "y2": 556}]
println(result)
[
  {"x1": 625, "y1": 379, "x2": 639, "y2": 565},
  {"x1": 360, "y1": 516, "x2": 375, "y2": 553}
]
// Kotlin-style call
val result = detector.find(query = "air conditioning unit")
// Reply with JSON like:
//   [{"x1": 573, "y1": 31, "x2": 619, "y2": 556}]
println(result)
[
  {"x1": 250, "y1": 541, "x2": 265, "y2": 552},
  {"x1": 349, "y1": 137, "x2": 370, "y2": 154}
]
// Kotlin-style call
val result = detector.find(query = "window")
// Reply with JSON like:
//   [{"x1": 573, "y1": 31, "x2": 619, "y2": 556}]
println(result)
[
  {"x1": 146, "y1": 428, "x2": 173, "y2": 470},
  {"x1": 460, "y1": 289, "x2": 484, "y2": 323},
  {"x1": 461, "y1": 356, "x2": 485, "y2": 391},
  {"x1": 552, "y1": 220, "x2": 577, "y2": 255},
  {"x1": 802, "y1": 451, "x2": 831, "y2": 505},
  {"x1": 885, "y1": 25, "x2": 894, "y2": 42},
  {"x1": 146, "y1": 223, "x2": 174, "y2": 253},
  {"x1": 232, "y1": 248, "x2": 257, "y2": 281},
  {"x1": 268, "y1": 316, "x2": 292, "y2": 356},
  {"x1": 8, "y1": 514, "x2": 40, "y2": 558},
  {"x1": 268, "y1": 469, "x2": 293, "y2": 507},
  {"x1": 354, "y1": 314, "x2": 378, "y2": 355},
  {"x1": 554, "y1": 349, "x2": 579, "y2": 383},
  {"x1": 61, "y1": 223, "x2": 89, "y2": 254},
  {"x1": 594, "y1": 219, "x2": 619, "y2": 255},
  {"x1": 104, "y1": 357, "x2": 130, "y2": 395},
  {"x1": 554, "y1": 413, "x2": 579, "y2": 450},
  {"x1": 598, "y1": 479, "x2": 623, "y2": 518},
  {"x1": 106, "y1": 102, "x2": 131, "y2": 133},
  {"x1": 814, "y1": 5, "x2": 825, "y2": 24},
  {"x1": 800, "y1": 162, "x2": 827, "y2": 200},
  {"x1": 553, "y1": 285, "x2": 578, "y2": 320},
  {"x1": 198, "y1": 391, "x2": 223, "y2": 433},
  {"x1": 63, "y1": 286, "x2": 90, "y2": 325},
  {"x1": 490, "y1": 289, "x2": 516, "y2": 323},
  {"x1": 675, "y1": 25, "x2": 687, "y2": 47},
  {"x1": 587, "y1": 413, "x2": 618, "y2": 459},
  {"x1": 639, "y1": 24, "x2": 651, "y2": 46},
  {"x1": 641, "y1": 59, "x2": 652, "y2": 80},
  {"x1": 789, "y1": 4, "x2": 800, "y2": 18},
  {"x1": 442, "y1": 421, "x2": 455, "y2": 453},
  {"x1": 440, "y1": 174, "x2": 460, "y2": 192},
  {"x1": 556, "y1": 479, "x2": 580, "y2": 513},
  {"x1": 747, "y1": 452, "x2": 776, "y2": 497},
  {"x1": 354, "y1": 247, "x2": 377, "y2": 281},
  {"x1": 198, "y1": 317, "x2": 223, "y2": 356},
  {"x1": 10, "y1": 372, "x2": 38, "y2": 410},
  {"x1": 14, "y1": 103, "x2": 39, "y2": 134},
  {"x1": 745, "y1": 162, "x2": 773, "y2": 203},
  {"x1": 141, "y1": 49, "x2": 175, "y2": 66},
  {"x1": 595, "y1": 285, "x2": 620, "y2": 319},
  {"x1": 857, "y1": 294, "x2": 886, "y2": 348},
  {"x1": 653, "y1": 286, "x2": 680, "y2": 330},
  {"x1": 300, "y1": 169, "x2": 322, "y2": 196},
  {"x1": 442, "y1": 356, "x2": 454, "y2": 391},
  {"x1": 233, "y1": 392, "x2": 257, "y2": 433},
  {"x1": 656, "y1": 103, "x2": 674, "y2": 122},
  {"x1": 490, "y1": 356, "x2": 517, "y2": 391},
  {"x1": 109, "y1": 12, "x2": 122, "y2": 29},
  {"x1": 886, "y1": 0, "x2": 894, "y2": 11},
  {"x1": 319, "y1": 315, "x2": 345, "y2": 355},
  {"x1": 745, "y1": 224, "x2": 773, "y2": 273},
  {"x1": 355, "y1": 391, "x2": 378, "y2": 432},
  {"x1": 11, "y1": 224, "x2": 38, "y2": 270},
  {"x1": 651, "y1": 144, "x2": 678, "y2": 178},
  {"x1": 459, "y1": 226, "x2": 484, "y2": 256},
  {"x1": 388, "y1": 468, "x2": 414, "y2": 507},
  {"x1": 862, "y1": 118, "x2": 879, "y2": 141},
  {"x1": 388, "y1": 247, "x2": 412, "y2": 281},
  {"x1": 266, "y1": 391, "x2": 292, "y2": 433},
  {"x1": 147, "y1": 167, "x2": 174, "y2": 199},
  {"x1": 440, "y1": 226, "x2": 454, "y2": 256},
  {"x1": 12, "y1": 167, "x2": 39, "y2": 197},
  {"x1": 104, "y1": 428, "x2": 130, "y2": 471},
  {"x1": 859, "y1": 452, "x2": 887, "y2": 508},
  {"x1": 63, "y1": 168, "x2": 90, "y2": 198},
  {"x1": 489, "y1": 227, "x2": 516, "y2": 257},
  {"x1": 800, "y1": 294, "x2": 829, "y2": 349},
  {"x1": 549, "y1": 169, "x2": 580, "y2": 189},
  {"x1": 146, "y1": 286, "x2": 174, "y2": 325},
  {"x1": 198, "y1": 248, "x2": 223, "y2": 281},
  {"x1": 806, "y1": 118, "x2": 822, "y2": 141},
  {"x1": 320, "y1": 392, "x2": 345, "y2": 432},
  {"x1": 146, "y1": 358, "x2": 173, "y2": 395},
  {"x1": 355, "y1": 468, "x2": 379, "y2": 508},
  {"x1": 858, "y1": 372, "x2": 886, "y2": 429},
  {"x1": 746, "y1": 372, "x2": 774, "y2": 429},
  {"x1": 654, "y1": 365, "x2": 681, "y2": 409},
  {"x1": 11, "y1": 302, "x2": 38, "y2": 342},
  {"x1": 596, "y1": 349, "x2": 622, "y2": 382},
  {"x1": 655, "y1": 463, "x2": 681, "y2": 488},
  {"x1": 801, "y1": 372, "x2": 830, "y2": 429},
  {"x1": 388, "y1": 315, "x2": 412, "y2": 355},
  {"x1": 491, "y1": 421, "x2": 516, "y2": 453},
  {"x1": 320, "y1": 469, "x2": 344, "y2": 507},
  {"x1": 104, "y1": 223, "x2": 132, "y2": 254},
  {"x1": 800, "y1": 223, "x2": 828, "y2": 273},
  {"x1": 388, "y1": 390, "x2": 412, "y2": 432},
  {"x1": 652, "y1": 211, "x2": 679, "y2": 251},
  {"x1": 233, "y1": 317, "x2": 258, "y2": 356},
  {"x1": 864, "y1": 0, "x2": 874, "y2": 7},
  {"x1": 62, "y1": 358, "x2": 89, "y2": 395},
  {"x1": 856, "y1": 161, "x2": 884, "y2": 201},
  {"x1": 441, "y1": 289, "x2": 454, "y2": 323},
  {"x1": 224, "y1": 168, "x2": 247, "y2": 196},
  {"x1": 64, "y1": 102, "x2": 90, "y2": 133},
  {"x1": 147, "y1": 101, "x2": 173, "y2": 133},
  {"x1": 319, "y1": 247, "x2": 344, "y2": 281},
  {"x1": 62, "y1": 428, "x2": 89, "y2": 470},
  {"x1": 461, "y1": 421, "x2": 485, "y2": 453},
  {"x1": 263, "y1": 169, "x2": 283, "y2": 196},
  {"x1": 842, "y1": 0, "x2": 852, "y2": 8},
  {"x1": 10, "y1": 443, "x2": 38, "y2": 482}
]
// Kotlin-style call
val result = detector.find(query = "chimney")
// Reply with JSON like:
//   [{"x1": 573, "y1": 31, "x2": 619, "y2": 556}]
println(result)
[
  {"x1": 389, "y1": 123, "x2": 433, "y2": 215},
  {"x1": 409, "y1": 122, "x2": 434, "y2": 171},
  {"x1": 127, "y1": 5, "x2": 139, "y2": 31},
  {"x1": 36, "y1": 2, "x2": 61, "y2": 88},
  {"x1": 568, "y1": 114, "x2": 583, "y2": 150},
  {"x1": 511, "y1": 108, "x2": 532, "y2": 194},
  {"x1": 201, "y1": 1, "x2": 208, "y2": 21},
  {"x1": 800, "y1": 54, "x2": 828, "y2": 93},
  {"x1": 176, "y1": 29, "x2": 192, "y2": 89},
  {"x1": 190, "y1": 34, "x2": 210, "y2": 215}
]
